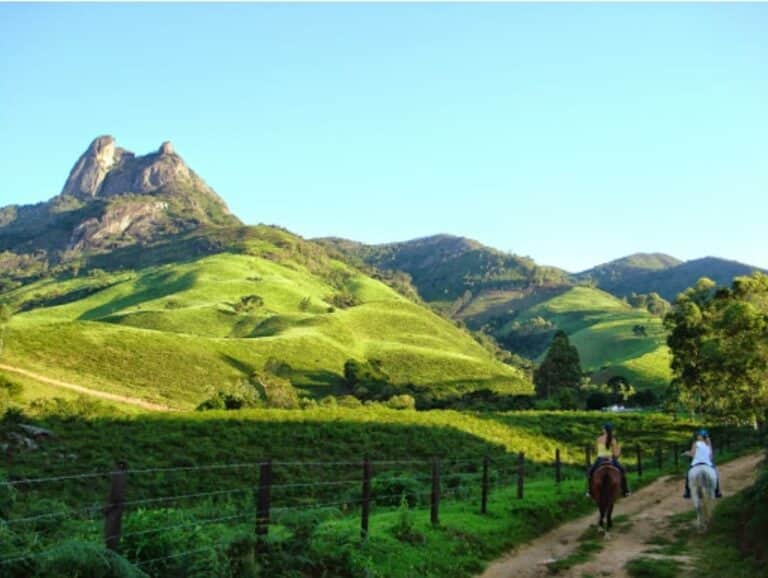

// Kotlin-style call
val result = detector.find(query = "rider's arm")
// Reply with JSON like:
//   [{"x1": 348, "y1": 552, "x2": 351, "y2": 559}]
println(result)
[
  {"x1": 612, "y1": 439, "x2": 621, "y2": 458},
  {"x1": 684, "y1": 441, "x2": 696, "y2": 457}
]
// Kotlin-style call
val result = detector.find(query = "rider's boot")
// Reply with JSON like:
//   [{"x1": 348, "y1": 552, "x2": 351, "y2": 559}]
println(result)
[
  {"x1": 621, "y1": 473, "x2": 631, "y2": 497},
  {"x1": 715, "y1": 472, "x2": 723, "y2": 498}
]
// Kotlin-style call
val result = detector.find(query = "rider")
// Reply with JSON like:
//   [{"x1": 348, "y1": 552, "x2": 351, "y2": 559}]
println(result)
[
  {"x1": 683, "y1": 428, "x2": 723, "y2": 499},
  {"x1": 586, "y1": 423, "x2": 631, "y2": 498}
]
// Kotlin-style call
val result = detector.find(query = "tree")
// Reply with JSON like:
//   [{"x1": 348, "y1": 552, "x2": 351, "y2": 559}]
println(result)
[
  {"x1": 665, "y1": 273, "x2": 768, "y2": 429},
  {"x1": 534, "y1": 330, "x2": 582, "y2": 399}
]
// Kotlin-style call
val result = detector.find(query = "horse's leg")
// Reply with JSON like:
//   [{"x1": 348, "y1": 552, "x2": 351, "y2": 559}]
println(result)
[{"x1": 607, "y1": 503, "x2": 613, "y2": 531}]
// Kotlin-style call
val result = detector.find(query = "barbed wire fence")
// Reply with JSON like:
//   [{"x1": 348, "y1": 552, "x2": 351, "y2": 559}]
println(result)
[{"x1": 0, "y1": 426, "x2": 764, "y2": 574}]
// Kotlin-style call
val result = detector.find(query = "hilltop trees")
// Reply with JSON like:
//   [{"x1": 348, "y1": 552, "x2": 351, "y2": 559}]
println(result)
[
  {"x1": 665, "y1": 273, "x2": 768, "y2": 429},
  {"x1": 534, "y1": 330, "x2": 582, "y2": 400}
]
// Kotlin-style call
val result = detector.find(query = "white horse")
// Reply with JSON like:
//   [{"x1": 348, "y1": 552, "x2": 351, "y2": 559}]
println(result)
[{"x1": 688, "y1": 464, "x2": 718, "y2": 531}]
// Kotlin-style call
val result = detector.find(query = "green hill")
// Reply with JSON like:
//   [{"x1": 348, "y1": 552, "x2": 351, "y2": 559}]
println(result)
[
  {"x1": 322, "y1": 236, "x2": 672, "y2": 391},
  {"x1": 577, "y1": 255, "x2": 765, "y2": 300},
  {"x1": 499, "y1": 286, "x2": 672, "y2": 390},
  {"x1": 319, "y1": 234, "x2": 569, "y2": 303},
  {"x1": 1, "y1": 226, "x2": 530, "y2": 410}
]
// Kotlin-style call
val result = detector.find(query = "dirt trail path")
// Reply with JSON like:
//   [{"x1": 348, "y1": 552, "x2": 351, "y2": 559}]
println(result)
[
  {"x1": 0, "y1": 362, "x2": 174, "y2": 412},
  {"x1": 478, "y1": 452, "x2": 763, "y2": 578}
]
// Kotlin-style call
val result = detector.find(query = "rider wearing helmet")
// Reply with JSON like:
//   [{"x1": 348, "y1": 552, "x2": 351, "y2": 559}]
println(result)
[
  {"x1": 683, "y1": 428, "x2": 723, "y2": 499},
  {"x1": 586, "y1": 423, "x2": 631, "y2": 498}
]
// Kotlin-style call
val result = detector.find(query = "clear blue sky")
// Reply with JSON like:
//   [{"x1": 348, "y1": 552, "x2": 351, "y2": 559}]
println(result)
[{"x1": 1, "y1": 3, "x2": 766, "y2": 272}]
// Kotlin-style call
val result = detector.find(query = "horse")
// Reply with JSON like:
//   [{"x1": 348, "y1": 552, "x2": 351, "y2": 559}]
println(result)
[
  {"x1": 689, "y1": 463, "x2": 717, "y2": 532},
  {"x1": 590, "y1": 462, "x2": 621, "y2": 533}
]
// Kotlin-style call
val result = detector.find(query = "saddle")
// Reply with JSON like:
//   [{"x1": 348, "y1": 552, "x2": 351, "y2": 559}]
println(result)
[{"x1": 594, "y1": 461, "x2": 621, "y2": 475}]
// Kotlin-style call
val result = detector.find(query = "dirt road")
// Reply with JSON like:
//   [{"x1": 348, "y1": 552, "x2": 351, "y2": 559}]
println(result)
[
  {"x1": 0, "y1": 362, "x2": 174, "y2": 412},
  {"x1": 478, "y1": 452, "x2": 764, "y2": 578}
]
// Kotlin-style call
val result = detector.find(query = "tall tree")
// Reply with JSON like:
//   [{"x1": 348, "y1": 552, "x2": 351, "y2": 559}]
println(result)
[
  {"x1": 534, "y1": 330, "x2": 582, "y2": 398},
  {"x1": 665, "y1": 273, "x2": 768, "y2": 428}
]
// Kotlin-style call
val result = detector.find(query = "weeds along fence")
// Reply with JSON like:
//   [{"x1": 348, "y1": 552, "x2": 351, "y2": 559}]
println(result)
[{"x1": 1, "y1": 427, "x2": 764, "y2": 574}]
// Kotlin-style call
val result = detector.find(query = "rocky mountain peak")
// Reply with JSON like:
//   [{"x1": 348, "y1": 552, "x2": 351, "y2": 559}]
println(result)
[
  {"x1": 61, "y1": 135, "x2": 124, "y2": 198},
  {"x1": 59, "y1": 136, "x2": 212, "y2": 201},
  {"x1": 159, "y1": 141, "x2": 175, "y2": 155}
]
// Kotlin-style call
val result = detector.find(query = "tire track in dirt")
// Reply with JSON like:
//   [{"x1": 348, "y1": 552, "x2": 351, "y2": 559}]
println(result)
[{"x1": 478, "y1": 452, "x2": 764, "y2": 578}]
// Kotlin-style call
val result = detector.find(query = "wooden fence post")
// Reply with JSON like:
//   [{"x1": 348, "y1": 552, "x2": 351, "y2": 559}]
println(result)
[
  {"x1": 256, "y1": 460, "x2": 272, "y2": 539},
  {"x1": 555, "y1": 448, "x2": 561, "y2": 486},
  {"x1": 431, "y1": 458, "x2": 441, "y2": 526},
  {"x1": 636, "y1": 445, "x2": 643, "y2": 478},
  {"x1": 585, "y1": 444, "x2": 592, "y2": 470},
  {"x1": 361, "y1": 456, "x2": 371, "y2": 541},
  {"x1": 481, "y1": 456, "x2": 489, "y2": 514},
  {"x1": 674, "y1": 444, "x2": 679, "y2": 470},
  {"x1": 104, "y1": 461, "x2": 128, "y2": 552},
  {"x1": 517, "y1": 452, "x2": 525, "y2": 500}
]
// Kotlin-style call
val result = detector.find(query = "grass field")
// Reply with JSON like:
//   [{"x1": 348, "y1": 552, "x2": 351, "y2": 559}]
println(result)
[
  {"x1": 0, "y1": 227, "x2": 530, "y2": 409},
  {"x1": 3, "y1": 406, "x2": 752, "y2": 578}
]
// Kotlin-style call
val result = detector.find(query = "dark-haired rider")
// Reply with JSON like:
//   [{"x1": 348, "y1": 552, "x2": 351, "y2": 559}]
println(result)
[{"x1": 586, "y1": 423, "x2": 631, "y2": 498}]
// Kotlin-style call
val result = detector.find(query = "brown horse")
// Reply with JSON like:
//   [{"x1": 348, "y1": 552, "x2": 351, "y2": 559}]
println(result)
[{"x1": 590, "y1": 463, "x2": 621, "y2": 532}]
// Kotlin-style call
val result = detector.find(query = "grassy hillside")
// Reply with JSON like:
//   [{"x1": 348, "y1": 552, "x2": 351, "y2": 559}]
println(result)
[
  {"x1": 0, "y1": 226, "x2": 529, "y2": 410},
  {"x1": 498, "y1": 287, "x2": 673, "y2": 390}
]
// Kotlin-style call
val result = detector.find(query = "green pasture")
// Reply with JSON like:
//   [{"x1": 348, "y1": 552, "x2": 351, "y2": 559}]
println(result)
[{"x1": 1, "y1": 242, "x2": 529, "y2": 409}]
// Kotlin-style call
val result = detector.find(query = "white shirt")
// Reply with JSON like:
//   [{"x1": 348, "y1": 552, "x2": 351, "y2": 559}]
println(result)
[{"x1": 692, "y1": 440, "x2": 713, "y2": 466}]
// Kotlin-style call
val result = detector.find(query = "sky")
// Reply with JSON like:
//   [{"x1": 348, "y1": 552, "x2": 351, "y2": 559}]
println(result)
[{"x1": 1, "y1": 3, "x2": 766, "y2": 272}]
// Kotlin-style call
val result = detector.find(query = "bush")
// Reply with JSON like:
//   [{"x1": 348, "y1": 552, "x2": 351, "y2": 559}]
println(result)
[
  {"x1": 233, "y1": 294, "x2": 264, "y2": 313},
  {"x1": 329, "y1": 291, "x2": 359, "y2": 309},
  {"x1": 0, "y1": 374, "x2": 22, "y2": 398},
  {"x1": 27, "y1": 396, "x2": 114, "y2": 419},
  {"x1": 554, "y1": 388, "x2": 581, "y2": 410},
  {"x1": 120, "y1": 509, "x2": 230, "y2": 578},
  {"x1": 253, "y1": 372, "x2": 299, "y2": 409},
  {"x1": 631, "y1": 389, "x2": 659, "y2": 407},
  {"x1": 36, "y1": 540, "x2": 147, "y2": 578},
  {"x1": 586, "y1": 391, "x2": 610, "y2": 411},
  {"x1": 386, "y1": 394, "x2": 416, "y2": 411}
]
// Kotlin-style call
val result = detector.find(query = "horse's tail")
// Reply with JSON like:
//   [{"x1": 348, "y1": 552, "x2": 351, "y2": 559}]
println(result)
[{"x1": 599, "y1": 468, "x2": 618, "y2": 509}]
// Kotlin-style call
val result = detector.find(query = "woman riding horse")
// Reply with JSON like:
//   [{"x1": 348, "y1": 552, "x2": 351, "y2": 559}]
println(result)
[
  {"x1": 586, "y1": 423, "x2": 631, "y2": 498},
  {"x1": 683, "y1": 428, "x2": 722, "y2": 499}
]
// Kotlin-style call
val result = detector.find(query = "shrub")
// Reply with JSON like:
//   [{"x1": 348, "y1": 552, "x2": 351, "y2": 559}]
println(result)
[
  {"x1": 631, "y1": 389, "x2": 659, "y2": 407},
  {"x1": 586, "y1": 391, "x2": 610, "y2": 411},
  {"x1": 386, "y1": 394, "x2": 416, "y2": 411},
  {"x1": 36, "y1": 540, "x2": 147, "y2": 578},
  {"x1": 328, "y1": 291, "x2": 359, "y2": 309},
  {"x1": 233, "y1": 294, "x2": 264, "y2": 313},
  {"x1": 253, "y1": 372, "x2": 299, "y2": 409},
  {"x1": 0, "y1": 374, "x2": 22, "y2": 398},
  {"x1": 27, "y1": 396, "x2": 114, "y2": 419}
]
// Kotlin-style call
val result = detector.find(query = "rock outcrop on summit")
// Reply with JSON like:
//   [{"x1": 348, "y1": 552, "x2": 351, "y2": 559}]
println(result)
[
  {"x1": 61, "y1": 135, "x2": 226, "y2": 203},
  {"x1": 0, "y1": 135, "x2": 241, "y2": 273}
]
